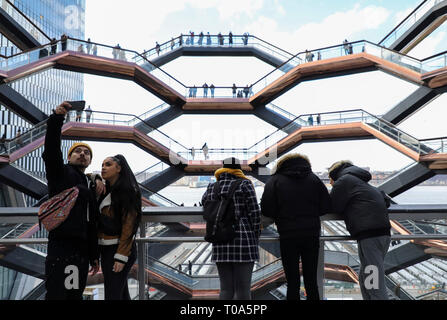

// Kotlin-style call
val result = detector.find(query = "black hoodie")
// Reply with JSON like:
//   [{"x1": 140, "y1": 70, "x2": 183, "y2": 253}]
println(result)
[
  {"x1": 330, "y1": 165, "x2": 391, "y2": 240},
  {"x1": 261, "y1": 154, "x2": 331, "y2": 238}
]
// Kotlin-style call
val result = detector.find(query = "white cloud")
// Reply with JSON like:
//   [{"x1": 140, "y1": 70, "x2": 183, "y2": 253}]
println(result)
[
  {"x1": 292, "y1": 4, "x2": 390, "y2": 49},
  {"x1": 277, "y1": 5, "x2": 286, "y2": 16},
  {"x1": 86, "y1": 0, "x2": 266, "y2": 52},
  {"x1": 242, "y1": 4, "x2": 390, "y2": 54},
  {"x1": 215, "y1": 0, "x2": 264, "y2": 20}
]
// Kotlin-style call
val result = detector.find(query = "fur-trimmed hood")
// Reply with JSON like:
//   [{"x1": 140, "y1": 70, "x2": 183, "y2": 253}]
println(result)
[{"x1": 271, "y1": 153, "x2": 311, "y2": 178}]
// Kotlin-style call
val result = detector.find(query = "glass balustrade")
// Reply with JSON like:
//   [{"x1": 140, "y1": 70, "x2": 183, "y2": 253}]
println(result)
[
  {"x1": 10, "y1": 161, "x2": 47, "y2": 183},
  {"x1": 362, "y1": 42, "x2": 423, "y2": 72},
  {"x1": 128, "y1": 103, "x2": 171, "y2": 127},
  {"x1": 380, "y1": 0, "x2": 443, "y2": 48},
  {"x1": 250, "y1": 41, "x2": 427, "y2": 96},
  {"x1": 0, "y1": 42, "x2": 51, "y2": 70},
  {"x1": 419, "y1": 137, "x2": 447, "y2": 153},
  {"x1": 247, "y1": 109, "x2": 373, "y2": 154},
  {"x1": 0, "y1": 38, "x2": 187, "y2": 97},
  {"x1": 146, "y1": 256, "x2": 198, "y2": 288},
  {"x1": 378, "y1": 161, "x2": 418, "y2": 186},
  {"x1": 139, "y1": 184, "x2": 179, "y2": 207},
  {"x1": 266, "y1": 103, "x2": 304, "y2": 123},
  {"x1": 422, "y1": 52, "x2": 447, "y2": 73},
  {"x1": 185, "y1": 86, "x2": 255, "y2": 99},
  {"x1": 68, "y1": 110, "x2": 190, "y2": 158},
  {"x1": 135, "y1": 162, "x2": 171, "y2": 183},
  {"x1": 2, "y1": 36, "x2": 447, "y2": 101},
  {"x1": 2, "y1": 108, "x2": 443, "y2": 166},
  {"x1": 3, "y1": 211, "x2": 447, "y2": 300},
  {"x1": 140, "y1": 34, "x2": 298, "y2": 66},
  {"x1": 178, "y1": 148, "x2": 258, "y2": 161},
  {"x1": 0, "y1": 121, "x2": 47, "y2": 155},
  {"x1": 144, "y1": 251, "x2": 286, "y2": 291},
  {"x1": 247, "y1": 109, "x2": 436, "y2": 157},
  {"x1": 0, "y1": 0, "x2": 51, "y2": 46}
]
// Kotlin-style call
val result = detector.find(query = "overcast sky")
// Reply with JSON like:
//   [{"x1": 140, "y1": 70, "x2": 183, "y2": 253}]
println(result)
[{"x1": 81, "y1": 0, "x2": 447, "y2": 175}]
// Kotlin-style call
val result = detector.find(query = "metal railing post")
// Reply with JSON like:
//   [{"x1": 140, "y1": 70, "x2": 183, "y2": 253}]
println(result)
[
  {"x1": 318, "y1": 238, "x2": 325, "y2": 300},
  {"x1": 138, "y1": 221, "x2": 146, "y2": 300}
]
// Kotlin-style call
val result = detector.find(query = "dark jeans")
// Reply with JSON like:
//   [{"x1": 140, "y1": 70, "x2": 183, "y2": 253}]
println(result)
[
  {"x1": 100, "y1": 243, "x2": 137, "y2": 300},
  {"x1": 45, "y1": 240, "x2": 89, "y2": 300},
  {"x1": 216, "y1": 262, "x2": 254, "y2": 300},
  {"x1": 280, "y1": 236, "x2": 320, "y2": 300}
]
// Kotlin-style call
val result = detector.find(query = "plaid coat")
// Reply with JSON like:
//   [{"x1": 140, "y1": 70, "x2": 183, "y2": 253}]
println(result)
[{"x1": 202, "y1": 173, "x2": 261, "y2": 262}]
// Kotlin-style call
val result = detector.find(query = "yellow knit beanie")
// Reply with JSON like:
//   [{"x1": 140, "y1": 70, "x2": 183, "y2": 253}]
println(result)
[{"x1": 68, "y1": 142, "x2": 93, "y2": 159}]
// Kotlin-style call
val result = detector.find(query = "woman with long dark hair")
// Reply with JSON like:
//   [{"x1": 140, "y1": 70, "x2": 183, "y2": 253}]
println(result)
[{"x1": 98, "y1": 154, "x2": 141, "y2": 300}]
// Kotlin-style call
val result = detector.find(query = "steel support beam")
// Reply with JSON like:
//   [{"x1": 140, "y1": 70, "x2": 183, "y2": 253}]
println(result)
[
  {"x1": 0, "y1": 85, "x2": 47, "y2": 124},
  {"x1": 384, "y1": 242, "x2": 430, "y2": 274},
  {"x1": 135, "y1": 105, "x2": 183, "y2": 133},
  {"x1": 0, "y1": 7, "x2": 41, "y2": 50},
  {"x1": 378, "y1": 162, "x2": 436, "y2": 197},
  {"x1": 387, "y1": 1, "x2": 447, "y2": 52},
  {"x1": 141, "y1": 165, "x2": 185, "y2": 193},
  {"x1": 0, "y1": 164, "x2": 47, "y2": 199},
  {"x1": 252, "y1": 105, "x2": 300, "y2": 134},
  {"x1": 382, "y1": 86, "x2": 443, "y2": 125}
]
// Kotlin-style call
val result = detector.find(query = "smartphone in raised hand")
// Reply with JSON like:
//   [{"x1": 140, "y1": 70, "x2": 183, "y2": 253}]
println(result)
[{"x1": 65, "y1": 100, "x2": 86, "y2": 111}]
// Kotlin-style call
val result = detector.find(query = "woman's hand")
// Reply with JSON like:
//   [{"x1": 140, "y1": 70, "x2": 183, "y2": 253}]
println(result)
[
  {"x1": 89, "y1": 259, "x2": 100, "y2": 275},
  {"x1": 95, "y1": 178, "x2": 106, "y2": 196},
  {"x1": 113, "y1": 261, "x2": 125, "y2": 273}
]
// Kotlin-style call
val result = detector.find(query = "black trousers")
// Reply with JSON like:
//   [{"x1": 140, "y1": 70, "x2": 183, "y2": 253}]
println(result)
[
  {"x1": 45, "y1": 240, "x2": 89, "y2": 300},
  {"x1": 216, "y1": 262, "x2": 254, "y2": 300},
  {"x1": 279, "y1": 236, "x2": 320, "y2": 300},
  {"x1": 100, "y1": 243, "x2": 137, "y2": 300}
]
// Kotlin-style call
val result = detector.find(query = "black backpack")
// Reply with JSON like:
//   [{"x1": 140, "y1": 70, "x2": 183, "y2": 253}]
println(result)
[{"x1": 203, "y1": 179, "x2": 243, "y2": 244}]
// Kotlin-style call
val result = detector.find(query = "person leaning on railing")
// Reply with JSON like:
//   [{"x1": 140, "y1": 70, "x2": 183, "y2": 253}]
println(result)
[{"x1": 328, "y1": 160, "x2": 391, "y2": 300}]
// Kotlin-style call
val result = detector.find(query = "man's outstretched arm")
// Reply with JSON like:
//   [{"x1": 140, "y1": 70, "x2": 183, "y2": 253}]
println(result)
[{"x1": 42, "y1": 102, "x2": 71, "y2": 181}]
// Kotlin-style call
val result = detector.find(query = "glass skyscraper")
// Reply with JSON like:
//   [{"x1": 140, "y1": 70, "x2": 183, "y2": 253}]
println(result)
[
  {"x1": 0, "y1": 0, "x2": 85, "y2": 299},
  {"x1": 0, "y1": 0, "x2": 85, "y2": 187}
]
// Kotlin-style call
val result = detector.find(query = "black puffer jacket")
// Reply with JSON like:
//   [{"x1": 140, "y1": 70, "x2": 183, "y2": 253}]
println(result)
[
  {"x1": 261, "y1": 154, "x2": 331, "y2": 238},
  {"x1": 330, "y1": 165, "x2": 391, "y2": 240}
]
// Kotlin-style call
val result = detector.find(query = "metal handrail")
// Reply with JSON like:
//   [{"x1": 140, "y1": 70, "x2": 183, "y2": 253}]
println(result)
[
  {"x1": 379, "y1": 0, "x2": 428, "y2": 45},
  {"x1": 2, "y1": 234, "x2": 447, "y2": 245},
  {"x1": 250, "y1": 39, "x2": 423, "y2": 88},
  {"x1": 81, "y1": 110, "x2": 190, "y2": 150},
  {"x1": 246, "y1": 108, "x2": 432, "y2": 156},
  {"x1": 141, "y1": 33, "x2": 296, "y2": 59}
]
